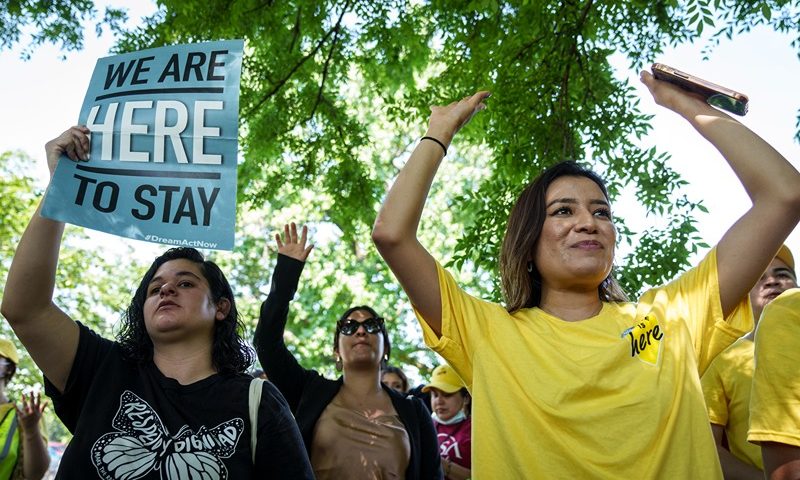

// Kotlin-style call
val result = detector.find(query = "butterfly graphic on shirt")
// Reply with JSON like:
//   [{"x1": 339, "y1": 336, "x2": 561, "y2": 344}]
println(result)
[{"x1": 91, "y1": 390, "x2": 244, "y2": 480}]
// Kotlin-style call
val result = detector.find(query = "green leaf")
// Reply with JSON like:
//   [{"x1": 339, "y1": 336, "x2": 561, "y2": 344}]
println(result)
[{"x1": 761, "y1": 3, "x2": 772, "y2": 21}]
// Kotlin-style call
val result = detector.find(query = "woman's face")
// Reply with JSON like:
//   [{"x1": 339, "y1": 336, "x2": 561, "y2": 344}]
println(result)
[
  {"x1": 430, "y1": 388, "x2": 466, "y2": 422},
  {"x1": 142, "y1": 259, "x2": 228, "y2": 345},
  {"x1": 0, "y1": 357, "x2": 14, "y2": 384},
  {"x1": 534, "y1": 176, "x2": 616, "y2": 293},
  {"x1": 336, "y1": 309, "x2": 385, "y2": 370},
  {"x1": 382, "y1": 372, "x2": 405, "y2": 393}
]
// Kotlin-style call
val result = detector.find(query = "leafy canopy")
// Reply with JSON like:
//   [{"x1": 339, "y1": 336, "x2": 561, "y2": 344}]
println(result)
[{"x1": 2, "y1": 0, "x2": 799, "y2": 380}]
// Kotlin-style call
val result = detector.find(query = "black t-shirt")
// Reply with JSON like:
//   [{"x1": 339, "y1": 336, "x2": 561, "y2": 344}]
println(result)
[{"x1": 44, "y1": 322, "x2": 313, "y2": 479}]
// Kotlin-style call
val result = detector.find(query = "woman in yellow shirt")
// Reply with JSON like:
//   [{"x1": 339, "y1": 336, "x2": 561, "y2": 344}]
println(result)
[{"x1": 372, "y1": 72, "x2": 800, "y2": 478}]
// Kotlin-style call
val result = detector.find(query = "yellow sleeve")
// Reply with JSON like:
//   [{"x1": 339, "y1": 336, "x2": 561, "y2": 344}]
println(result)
[
  {"x1": 748, "y1": 288, "x2": 800, "y2": 447},
  {"x1": 645, "y1": 247, "x2": 752, "y2": 374},
  {"x1": 412, "y1": 260, "x2": 508, "y2": 388},
  {"x1": 700, "y1": 354, "x2": 729, "y2": 426}
]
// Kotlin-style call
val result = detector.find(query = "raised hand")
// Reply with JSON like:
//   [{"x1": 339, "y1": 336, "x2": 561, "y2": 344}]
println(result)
[
  {"x1": 275, "y1": 223, "x2": 314, "y2": 262},
  {"x1": 639, "y1": 71, "x2": 711, "y2": 117},
  {"x1": 425, "y1": 91, "x2": 491, "y2": 148},
  {"x1": 16, "y1": 391, "x2": 47, "y2": 433},
  {"x1": 44, "y1": 125, "x2": 90, "y2": 177}
]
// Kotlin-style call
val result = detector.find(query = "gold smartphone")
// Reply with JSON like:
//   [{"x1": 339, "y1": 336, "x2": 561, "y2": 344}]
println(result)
[{"x1": 651, "y1": 63, "x2": 749, "y2": 116}]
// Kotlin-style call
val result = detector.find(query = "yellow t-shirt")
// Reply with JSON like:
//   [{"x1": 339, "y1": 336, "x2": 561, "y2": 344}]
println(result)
[
  {"x1": 415, "y1": 248, "x2": 752, "y2": 478},
  {"x1": 0, "y1": 403, "x2": 20, "y2": 480},
  {"x1": 748, "y1": 287, "x2": 800, "y2": 447},
  {"x1": 701, "y1": 338, "x2": 763, "y2": 469}
]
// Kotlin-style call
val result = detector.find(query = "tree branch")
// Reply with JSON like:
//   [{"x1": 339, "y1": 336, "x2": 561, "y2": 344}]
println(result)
[
  {"x1": 288, "y1": 7, "x2": 301, "y2": 53},
  {"x1": 512, "y1": 34, "x2": 548, "y2": 62},
  {"x1": 243, "y1": 1, "x2": 276, "y2": 16},
  {"x1": 305, "y1": 4, "x2": 349, "y2": 123},
  {"x1": 244, "y1": 7, "x2": 345, "y2": 119},
  {"x1": 558, "y1": 0, "x2": 594, "y2": 159}
]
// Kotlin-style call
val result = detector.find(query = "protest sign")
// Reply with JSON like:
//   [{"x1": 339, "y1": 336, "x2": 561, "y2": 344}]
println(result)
[{"x1": 42, "y1": 40, "x2": 243, "y2": 250}]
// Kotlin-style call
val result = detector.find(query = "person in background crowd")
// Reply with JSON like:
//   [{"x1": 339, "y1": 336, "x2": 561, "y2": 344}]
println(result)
[
  {"x1": 372, "y1": 70, "x2": 800, "y2": 477},
  {"x1": 1, "y1": 127, "x2": 313, "y2": 478},
  {"x1": 382, "y1": 364, "x2": 409, "y2": 394},
  {"x1": 748, "y1": 287, "x2": 800, "y2": 479},
  {"x1": 254, "y1": 223, "x2": 441, "y2": 479},
  {"x1": 423, "y1": 364, "x2": 471, "y2": 480},
  {"x1": 386, "y1": 366, "x2": 433, "y2": 414},
  {"x1": 0, "y1": 338, "x2": 49, "y2": 480},
  {"x1": 702, "y1": 245, "x2": 797, "y2": 479}
]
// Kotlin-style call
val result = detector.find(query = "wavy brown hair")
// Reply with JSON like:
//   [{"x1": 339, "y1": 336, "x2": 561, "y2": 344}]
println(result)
[
  {"x1": 119, "y1": 247, "x2": 254, "y2": 374},
  {"x1": 499, "y1": 161, "x2": 628, "y2": 312}
]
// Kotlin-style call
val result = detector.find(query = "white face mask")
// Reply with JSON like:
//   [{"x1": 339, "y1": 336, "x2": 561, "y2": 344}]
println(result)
[{"x1": 432, "y1": 410, "x2": 467, "y2": 425}]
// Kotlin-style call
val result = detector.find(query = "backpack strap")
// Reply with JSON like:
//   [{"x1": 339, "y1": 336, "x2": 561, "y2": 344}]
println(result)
[{"x1": 248, "y1": 378, "x2": 265, "y2": 464}]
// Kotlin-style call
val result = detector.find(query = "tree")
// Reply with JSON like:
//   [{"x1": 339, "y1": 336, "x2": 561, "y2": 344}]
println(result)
[
  {"x1": 0, "y1": 150, "x2": 138, "y2": 441},
  {"x1": 109, "y1": 0, "x2": 724, "y2": 292},
  {"x1": 0, "y1": 0, "x2": 127, "y2": 59},
  {"x1": 2, "y1": 0, "x2": 799, "y2": 379},
  {"x1": 102, "y1": 1, "x2": 705, "y2": 384}
]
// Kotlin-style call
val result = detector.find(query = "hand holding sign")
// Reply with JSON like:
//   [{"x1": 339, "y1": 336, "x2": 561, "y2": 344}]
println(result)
[{"x1": 45, "y1": 126, "x2": 90, "y2": 175}]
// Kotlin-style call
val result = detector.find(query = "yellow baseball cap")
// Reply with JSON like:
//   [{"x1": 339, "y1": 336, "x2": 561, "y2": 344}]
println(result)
[
  {"x1": 422, "y1": 364, "x2": 465, "y2": 394},
  {"x1": 0, "y1": 338, "x2": 19, "y2": 365},
  {"x1": 776, "y1": 244, "x2": 795, "y2": 271}
]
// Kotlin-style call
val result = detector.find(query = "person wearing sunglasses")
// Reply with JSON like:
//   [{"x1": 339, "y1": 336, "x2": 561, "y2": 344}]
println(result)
[{"x1": 254, "y1": 223, "x2": 441, "y2": 480}]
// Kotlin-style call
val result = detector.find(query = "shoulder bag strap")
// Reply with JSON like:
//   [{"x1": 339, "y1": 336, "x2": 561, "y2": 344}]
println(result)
[{"x1": 248, "y1": 378, "x2": 265, "y2": 464}]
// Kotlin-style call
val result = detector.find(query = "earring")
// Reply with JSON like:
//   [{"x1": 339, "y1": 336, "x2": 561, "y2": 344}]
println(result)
[
  {"x1": 383, "y1": 353, "x2": 389, "y2": 362},
  {"x1": 527, "y1": 261, "x2": 533, "y2": 273},
  {"x1": 335, "y1": 355, "x2": 343, "y2": 372}
]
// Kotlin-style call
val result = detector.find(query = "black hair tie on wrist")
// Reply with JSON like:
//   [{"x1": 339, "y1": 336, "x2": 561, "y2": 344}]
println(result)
[{"x1": 420, "y1": 136, "x2": 447, "y2": 156}]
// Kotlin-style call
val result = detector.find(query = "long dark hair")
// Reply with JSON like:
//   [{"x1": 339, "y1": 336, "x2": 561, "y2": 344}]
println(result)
[
  {"x1": 499, "y1": 161, "x2": 628, "y2": 312},
  {"x1": 118, "y1": 247, "x2": 254, "y2": 374},
  {"x1": 333, "y1": 305, "x2": 391, "y2": 363}
]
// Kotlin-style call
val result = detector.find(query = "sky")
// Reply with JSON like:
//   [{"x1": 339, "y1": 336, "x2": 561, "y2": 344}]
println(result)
[
  {"x1": 614, "y1": 27, "x2": 800, "y2": 265},
  {"x1": 1, "y1": 3, "x2": 799, "y2": 265}
]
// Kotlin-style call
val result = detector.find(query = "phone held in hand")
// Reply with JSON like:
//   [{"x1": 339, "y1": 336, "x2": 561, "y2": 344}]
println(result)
[{"x1": 651, "y1": 63, "x2": 749, "y2": 116}]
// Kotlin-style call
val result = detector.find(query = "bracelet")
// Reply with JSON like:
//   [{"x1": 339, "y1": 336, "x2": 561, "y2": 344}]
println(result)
[{"x1": 421, "y1": 136, "x2": 447, "y2": 156}]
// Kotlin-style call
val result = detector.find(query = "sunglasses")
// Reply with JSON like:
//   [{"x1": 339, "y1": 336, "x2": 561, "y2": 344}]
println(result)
[{"x1": 337, "y1": 317, "x2": 385, "y2": 336}]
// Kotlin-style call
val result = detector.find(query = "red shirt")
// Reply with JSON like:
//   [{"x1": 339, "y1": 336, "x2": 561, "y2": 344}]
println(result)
[{"x1": 435, "y1": 417, "x2": 471, "y2": 469}]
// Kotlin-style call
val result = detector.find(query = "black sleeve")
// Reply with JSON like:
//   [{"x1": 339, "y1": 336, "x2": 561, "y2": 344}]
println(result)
[
  {"x1": 43, "y1": 322, "x2": 115, "y2": 433},
  {"x1": 254, "y1": 381, "x2": 314, "y2": 479},
  {"x1": 407, "y1": 384, "x2": 432, "y2": 413},
  {"x1": 253, "y1": 254, "x2": 313, "y2": 411},
  {"x1": 415, "y1": 397, "x2": 444, "y2": 479}
]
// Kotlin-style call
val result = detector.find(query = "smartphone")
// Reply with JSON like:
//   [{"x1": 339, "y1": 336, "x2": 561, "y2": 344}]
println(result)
[{"x1": 651, "y1": 63, "x2": 749, "y2": 116}]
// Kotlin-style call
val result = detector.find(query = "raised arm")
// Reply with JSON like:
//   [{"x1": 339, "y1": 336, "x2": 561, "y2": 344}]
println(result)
[
  {"x1": 640, "y1": 72, "x2": 800, "y2": 317},
  {"x1": 372, "y1": 92, "x2": 490, "y2": 336},
  {"x1": 1, "y1": 127, "x2": 89, "y2": 392},
  {"x1": 17, "y1": 392, "x2": 50, "y2": 479},
  {"x1": 253, "y1": 223, "x2": 314, "y2": 409}
]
